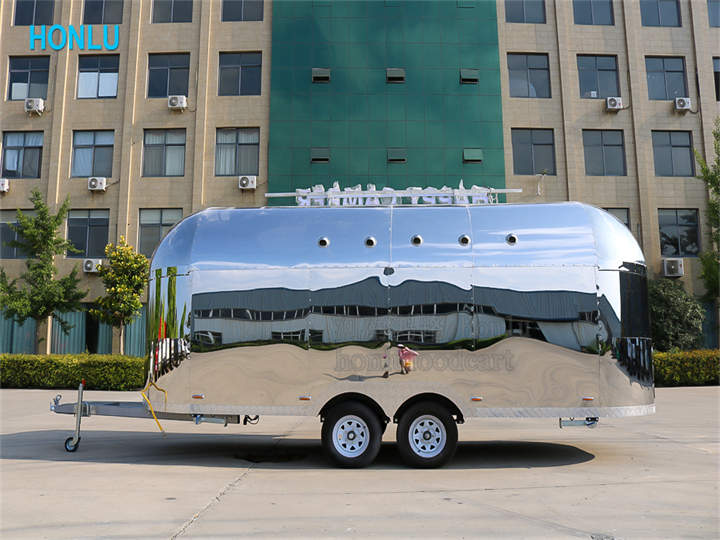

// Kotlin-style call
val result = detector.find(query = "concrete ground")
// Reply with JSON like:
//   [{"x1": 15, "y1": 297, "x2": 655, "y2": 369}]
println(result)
[{"x1": 0, "y1": 387, "x2": 718, "y2": 539}]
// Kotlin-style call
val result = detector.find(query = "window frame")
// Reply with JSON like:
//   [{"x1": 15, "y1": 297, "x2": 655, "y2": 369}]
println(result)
[
  {"x1": 152, "y1": 0, "x2": 192, "y2": 23},
  {"x1": 138, "y1": 208, "x2": 183, "y2": 257},
  {"x1": 710, "y1": 0, "x2": 720, "y2": 27},
  {"x1": 577, "y1": 54, "x2": 619, "y2": 98},
  {"x1": 77, "y1": 54, "x2": 119, "y2": 99},
  {"x1": 713, "y1": 57, "x2": 719, "y2": 101},
  {"x1": 215, "y1": 128, "x2": 260, "y2": 176},
  {"x1": 8, "y1": 56, "x2": 50, "y2": 101},
  {"x1": 603, "y1": 208, "x2": 630, "y2": 229},
  {"x1": 218, "y1": 52, "x2": 262, "y2": 96},
  {"x1": 1, "y1": 131, "x2": 44, "y2": 179},
  {"x1": 651, "y1": 130, "x2": 694, "y2": 177},
  {"x1": 142, "y1": 129, "x2": 186, "y2": 177},
  {"x1": 645, "y1": 56, "x2": 688, "y2": 100},
  {"x1": 71, "y1": 130, "x2": 115, "y2": 178},
  {"x1": 1, "y1": 210, "x2": 35, "y2": 259},
  {"x1": 505, "y1": 0, "x2": 546, "y2": 24},
  {"x1": 658, "y1": 208, "x2": 700, "y2": 257},
  {"x1": 507, "y1": 53, "x2": 551, "y2": 98},
  {"x1": 582, "y1": 129, "x2": 627, "y2": 176},
  {"x1": 83, "y1": 0, "x2": 124, "y2": 25},
  {"x1": 66, "y1": 209, "x2": 110, "y2": 259},
  {"x1": 640, "y1": 0, "x2": 681, "y2": 27},
  {"x1": 573, "y1": 0, "x2": 614, "y2": 25},
  {"x1": 147, "y1": 53, "x2": 190, "y2": 98},
  {"x1": 511, "y1": 128, "x2": 556, "y2": 175},
  {"x1": 221, "y1": 0, "x2": 264, "y2": 22},
  {"x1": 14, "y1": 0, "x2": 54, "y2": 26}
]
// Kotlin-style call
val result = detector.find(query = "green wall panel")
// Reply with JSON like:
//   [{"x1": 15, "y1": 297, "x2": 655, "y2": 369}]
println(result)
[{"x1": 268, "y1": 0, "x2": 505, "y2": 200}]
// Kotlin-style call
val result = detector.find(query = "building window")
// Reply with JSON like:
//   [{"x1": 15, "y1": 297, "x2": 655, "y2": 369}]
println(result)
[
  {"x1": 143, "y1": 129, "x2": 186, "y2": 177},
  {"x1": 1, "y1": 210, "x2": 35, "y2": 259},
  {"x1": 505, "y1": 0, "x2": 546, "y2": 23},
  {"x1": 152, "y1": 0, "x2": 192, "y2": 23},
  {"x1": 577, "y1": 55, "x2": 618, "y2": 98},
  {"x1": 83, "y1": 0, "x2": 123, "y2": 24},
  {"x1": 508, "y1": 53, "x2": 550, "y2": 98},
  {"x1": 8, "y1": 56, "x2": 49, "y2": 100},
  {"x1": 222, "y1": 0, "x2": 263, "y2": 22},
  {"x1": 71, "y1": 131, "x2": 114, "y2": 178},
  {"x1": 640, "y1": 0, "x2": 680, "y2": 27},
  {"x1": 77, "y1": 55, "x2": 119, "y2": 99},
  {"x1": 67, "y1": 210, "x2": 109, "y2": 258},
  {"x1": 603, "y1": 208, "x2": 630, "y2": 228},
  {"x1": 646, "y1": 57, "x2": 687, "y2": 100},
  {"x1": 1, "y1": 132, "x2": 43, "y2": 178},
  {"x1": 215, "y1": 128, "x2": 259, "y2": 175},
  {"x1": 659, "y1": 209, "x2": 699, "y2": 257},
  {"x1": 711, "y1": 0, "x2": 720, "y2": 27},
  {"x1": 148, "y1": 53, "x2": 189, "y2": 98},
  {"x1": 714, "y1": 57, "x2": 720, "y2": 101},
  {"x1": 573, "y1": 0, "x2": 613, "y2": 25},
  {"x1": 582, "y1": 130, "x2": 626, "y2": 176},
  {"x1": 218, "y1": 53, "x2": 261, "y2": 96},
  {"x1": 14, "y1": 0, "x2": 54, "y2": 25},
  {"x1": 652, "y1": 131, "x2": 694, "y2": 177},
  {"x1": 138, "y1": 209, "x2": 182, "y2": 257},
  {"x1": 511, "y1": 128, "x2": 555, "y2": 175}
]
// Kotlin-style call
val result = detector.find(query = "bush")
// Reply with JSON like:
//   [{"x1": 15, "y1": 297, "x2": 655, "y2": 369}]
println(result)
[
  {"x1": 0, "y1": 354, "x2": 147, "y2": 390},
  {"x1": 654, "y1": 350, "x2": 719, "y2": 387},
  {"x1": 648, "y1": 278, "x2": 705, "y2": 351}
]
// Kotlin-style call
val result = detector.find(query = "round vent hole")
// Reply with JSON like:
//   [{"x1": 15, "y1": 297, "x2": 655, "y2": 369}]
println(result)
[
  {"x1": 458, "y1": 235, "x2": 471, "y2": 246},
  {"x1": 365, "y1": 236, "x2": 377, "y2": 247},
  {"x1": 505, "y1": 233, "x2": 518, "y2": 246},
  {"x1": 411, "y1": 235, "x2": 423, "y2": 246},
  {"x1": 318, "y1": 237, "x2": 330, "y2": 248}
]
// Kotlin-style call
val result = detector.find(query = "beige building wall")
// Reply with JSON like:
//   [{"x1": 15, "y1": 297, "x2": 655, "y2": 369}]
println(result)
[{"x1": 498, "y1": 0, "x2": 718, "y2": 297}]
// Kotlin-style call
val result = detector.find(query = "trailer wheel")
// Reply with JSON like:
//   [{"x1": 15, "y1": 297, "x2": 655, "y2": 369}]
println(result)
[
  {"x1": 64, "y1": 436, "x2": 80, "y2": 452},
  {"x1": 396, "y1": 402, "x2": 457, "y2": 468},
  {"x1": 322, "y1": 402, "x2": 382, "y2": 468}
]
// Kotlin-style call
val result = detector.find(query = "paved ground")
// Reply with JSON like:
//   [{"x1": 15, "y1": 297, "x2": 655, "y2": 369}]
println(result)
[{"x1": 0, "y1": 387, "x2": 718, "y2": 539}]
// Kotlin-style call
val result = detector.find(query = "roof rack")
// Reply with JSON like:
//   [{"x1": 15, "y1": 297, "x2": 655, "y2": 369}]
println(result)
[{"x1": 265, "y1": 181, "x2": 522, "y2": 207}]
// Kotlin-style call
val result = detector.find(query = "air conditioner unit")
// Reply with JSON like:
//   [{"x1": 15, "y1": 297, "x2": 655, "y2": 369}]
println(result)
[
  {"x1": 82, "y1": 258, "x2": 102, "y2": 273},
  {"x1": 87, "y1": 177, "x2": 107, "y2": 191},
  {"x1": 663, "y1": 258, "x2": 684, "y2": 278},
  {"x1": 0, "y1": 178, "x2": 8, "y2": 193},
  {"x1": 674, "y1": 97, "x2": 691, "y2": 112},
  {"x1": 168, "y1": 95, "x2": 187, "y2": 111},
  {"x1": 24, "y1": 98, "x2": 44, "y2": 115},
  {"x1": 238, "y1": 175, "x2": 257, "y2": 190},
  {"x1": 605, "y1": 96, "x2": 623, "y2": 112}
]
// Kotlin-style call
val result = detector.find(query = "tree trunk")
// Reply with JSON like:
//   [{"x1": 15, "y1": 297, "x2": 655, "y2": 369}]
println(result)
[
  {"x1": 119, "y1": 325, "x2": 125, "y2": 356},
  {"x1": 35, "y1": 315, "x2": 52, "y2": 355}
]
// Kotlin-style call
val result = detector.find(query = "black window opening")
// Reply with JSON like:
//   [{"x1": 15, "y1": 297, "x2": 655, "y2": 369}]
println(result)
[
  {"x1": 312, "y1": 68, "x2": 331, "y2": 83},
  {"x1": 577, "y1": 55, "x2": 618, "y2": 98},
  {"x1": 14, "y1": 0, "x2": 54, "y2": 25},
  {"x1": 71, "y1": 131, "x2": 115, "y2": 178},
  {"x1": 511, "y1": 128, "x2": 556, "y2": 175},
  {"x1": 222, "y1": 0, "x2": 263, "y2": 22},
  {"x1": 138, "y1": 208, "x2": 182, "y2": 257},
  {"x1": 387, "y1": 148, "x2": 407, "y2": 163},
  {"x1": 311, "y1": 147, "x2": 330, "y2": 163},
  {"x1": 505, "y1": 0, "x2": 546, "y2": 23},
  {"x1": 83, "y1": 0, "x2": 123, "y2": 24},
  {"x1": 1, "y1": 210, "x2": 35, "y2": 259},
  {"x1": 8, "y1": 56, "x2": 49, "y2": 101},
  {"x1": 603, "y1": 208, "x2": 630, "y2": 229},
  {"x1": 67, "y1": 209, "x2": 109, "y2": 258},
  {"x1": 714, "y1": 57, "x2": 720, "y2": 101},
  {"x1": 658, "y1": 209, "x2": 699, "y2": 257},
  {"x1": 152, "y1": 0, "x2": 192, "y2": 23},
  {"x1": 77, "y1": 55, "x2": 119, "y2": 99},
  {"x1": 651, "y1": 131, "x2": 694, "y2": 177},
  {"x1": 645, "y1": 57, "x2": 687, "y2": 100},
  {"x1": 582, "y1": 130, "x2": 626, "y2": 176},
  {"x1": 142, "y1": 129, "x2": 186, "y2": 177},
  {"x1": 1, "y1": 131, "x2": 43, "y2": 178},
  {"x1": 640, "y1": 0, "x2": 680, "y2": 27},
  {"x1": 573, "y1": 0, "x2": 613, "y2": 25},
  {"x1": 508, "y1": 53, "x2": 550, "y2": 98},
  {"x1": 148, "y1": 53, "x2": 190, "y2": 98},
  {"x1": 386, "y1": 68, "x2": 406, "y2": 83},
  {"x1": 460, "y1": 68, "x2": 479, "y2": 84},
  {"x1": 218, "y1": 52, "x2": 261, "y2": 96},
  {"x1": 215, "y1": 128, "x2": 260, "y2": 175}
]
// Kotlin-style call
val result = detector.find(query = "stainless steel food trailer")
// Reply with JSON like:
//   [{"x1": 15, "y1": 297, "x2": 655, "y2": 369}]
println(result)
[{"x1": 52, "y1": 196, "x2": 653, "y2": 468}]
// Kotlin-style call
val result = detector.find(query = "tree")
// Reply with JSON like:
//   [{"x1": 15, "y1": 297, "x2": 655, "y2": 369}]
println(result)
[
  {"x1": 648, "y1": 278, "x2": 704, "y2": 351},
  {"x1": 0, "y1": 190, "x2": 86, "y2": 353},
  {"x1": 694, "y1": 118, "x2": 720, "y2": 302},
  {"x1": 89, "y1": 236, "x2": 149, "y2": 355}
]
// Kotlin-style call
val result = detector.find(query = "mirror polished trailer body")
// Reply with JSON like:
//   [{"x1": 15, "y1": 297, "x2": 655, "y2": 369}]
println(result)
[{"x1": 144, "y1": 202, "x2": 654, "y2": 422}]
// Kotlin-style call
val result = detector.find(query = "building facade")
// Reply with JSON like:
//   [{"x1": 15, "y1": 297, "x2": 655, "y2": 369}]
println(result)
[{"x1": 1, "y1": 0, "x2": 718, "y2": 353}]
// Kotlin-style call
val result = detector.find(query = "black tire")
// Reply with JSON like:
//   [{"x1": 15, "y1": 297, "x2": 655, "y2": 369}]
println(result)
[
  {"x1": 396, "y1": 402, "x2": 457, "y2": 468},
  {"x1": 321, "y1": 401, "x2": 382, "y2": 468},
  {"x1": 64, "y1": 436, "x2": 80, "y2": 452}
]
